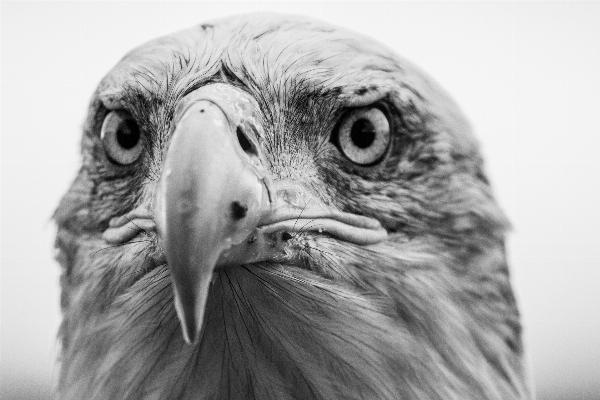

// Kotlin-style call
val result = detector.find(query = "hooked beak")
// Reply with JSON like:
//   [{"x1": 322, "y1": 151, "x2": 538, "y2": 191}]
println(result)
[
  {"x1": 154, "y1": 84, "x2": 269, "y2": 344},
  {"x1": 155, "y1": 84, "x2": 387, "y2": 345}
]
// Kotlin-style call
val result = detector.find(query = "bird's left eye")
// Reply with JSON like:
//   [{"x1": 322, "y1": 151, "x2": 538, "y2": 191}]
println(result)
[
  {"x1": 336, "y1": 107, "x2": 391, "y2": 165},
  {"x1": 101, "y1": 110, "x2": 143, "y2": 166}
]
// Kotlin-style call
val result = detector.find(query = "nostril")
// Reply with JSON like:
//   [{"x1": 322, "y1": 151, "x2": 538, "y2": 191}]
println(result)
[
  {"x1": 236, "y1": 126, "x2": 255, "y2": 155},
  {"x1": 230, "y1": 201, "x2": 248, "y2": 220}
]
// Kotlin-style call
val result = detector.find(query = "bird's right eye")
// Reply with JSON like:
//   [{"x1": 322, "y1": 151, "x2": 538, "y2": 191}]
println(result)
[{"x1": 101, "y1": 110, "x2": 143, "y2": 166}]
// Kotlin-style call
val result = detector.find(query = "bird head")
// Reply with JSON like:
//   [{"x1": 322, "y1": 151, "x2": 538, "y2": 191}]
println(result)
[{"x1": 55, "y1": 13, "x2": 529, "y2": 400}]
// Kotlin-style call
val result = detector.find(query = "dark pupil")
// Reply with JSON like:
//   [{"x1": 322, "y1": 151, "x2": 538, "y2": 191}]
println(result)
[
  {"x1": 116, "y1": 119, "x2": 140, "y2": 150},
  {"x1": 350, "y1": 119, "x2": 376, "y2": 149}
]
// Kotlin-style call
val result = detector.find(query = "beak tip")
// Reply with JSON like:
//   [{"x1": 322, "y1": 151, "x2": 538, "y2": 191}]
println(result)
[
  {"x1": 173, "y1": 289, "x2": 206, "y2": 346},
  {"x1": 182, "y1": 323, "x2": 200, "y2": 346},
  {"x1": 178, "y1": 310, "x2": 202, "y2": 345}
]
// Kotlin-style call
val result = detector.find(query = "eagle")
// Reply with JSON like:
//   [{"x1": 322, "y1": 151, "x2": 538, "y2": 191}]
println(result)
[{"x1": 54, "y1": 12, "x2": 530, "y2": 400}]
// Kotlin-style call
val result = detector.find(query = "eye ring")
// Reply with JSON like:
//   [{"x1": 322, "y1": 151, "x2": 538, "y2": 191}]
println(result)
[
  {"x1": 101, "y1": 110, "x2": 143, "y2": 166},
  {"x1": 336, "y1": 106, "x2": 391, "y2": 166}
]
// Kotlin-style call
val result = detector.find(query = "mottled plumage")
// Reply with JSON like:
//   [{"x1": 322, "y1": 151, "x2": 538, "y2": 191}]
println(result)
[{"x1": 55, "y1": 13, "x2": 530, "y2": 400}]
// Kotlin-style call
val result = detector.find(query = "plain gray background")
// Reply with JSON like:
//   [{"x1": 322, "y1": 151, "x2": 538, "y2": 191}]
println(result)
[{"x1": 2, "y1": 1, "x2": 599, "y2": 399}]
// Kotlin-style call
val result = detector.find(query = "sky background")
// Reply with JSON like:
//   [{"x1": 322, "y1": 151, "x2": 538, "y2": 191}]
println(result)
[{"x1": 2, "y1": 1, "x2": 599, "y2": 399}]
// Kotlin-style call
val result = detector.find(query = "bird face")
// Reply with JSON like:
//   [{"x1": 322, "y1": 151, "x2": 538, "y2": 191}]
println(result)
[{"x1": 55, "y1": 13, "x2": 529, "y2": 400}]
